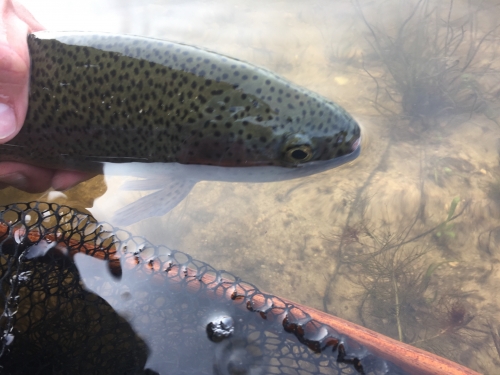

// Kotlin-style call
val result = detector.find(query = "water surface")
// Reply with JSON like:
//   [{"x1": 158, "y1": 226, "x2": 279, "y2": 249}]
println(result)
[{"x1": 2, "y1": 0, "x2": 500, "y2": 373}]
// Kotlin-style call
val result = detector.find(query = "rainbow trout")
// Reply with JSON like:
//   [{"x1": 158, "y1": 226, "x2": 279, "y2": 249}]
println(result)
[{"x1": 0, "y1": 31, "x2": 361, "y2": 225}]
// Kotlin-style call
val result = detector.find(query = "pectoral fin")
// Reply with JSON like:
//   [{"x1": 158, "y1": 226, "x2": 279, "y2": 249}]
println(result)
[{"x1": 111, "y1": 178, "x2": 196, "y2": 226}]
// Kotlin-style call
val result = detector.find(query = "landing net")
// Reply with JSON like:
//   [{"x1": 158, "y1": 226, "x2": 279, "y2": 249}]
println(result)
[{"x1": 0, "y1": 202, "x2": 406, "y2": 374}]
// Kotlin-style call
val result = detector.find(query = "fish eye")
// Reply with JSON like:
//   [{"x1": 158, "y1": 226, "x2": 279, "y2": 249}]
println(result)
[{"x1": 285, "y1": 145, "x2": 313, "y2": 163}]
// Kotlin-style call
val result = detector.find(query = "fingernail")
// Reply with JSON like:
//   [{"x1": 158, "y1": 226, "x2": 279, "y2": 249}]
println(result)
[
  {"x1": 0, "y1": 103, "x2": 16, "y2": 140},
  {"x1": 0, "y1": 172, "x2": 27, "y2": 189}
]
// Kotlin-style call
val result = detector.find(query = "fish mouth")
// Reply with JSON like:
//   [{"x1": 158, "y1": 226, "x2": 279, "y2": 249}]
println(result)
[
  {"x1": 294, "y1": 134, "x2": 361, "y2": 175},
  {"x1": 341, "y1": 134, "x2": 361, "y2": 163},
  {"x1": 351, "y1": 136, "x2": 361, "y2": 153},
  {"x1": 332, "y1": 133, "x2": 361, "y2": 161}
]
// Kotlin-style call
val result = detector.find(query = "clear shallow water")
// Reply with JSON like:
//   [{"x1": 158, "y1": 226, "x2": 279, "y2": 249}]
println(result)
[{"x1": 2, "y1": 0, "x2": 500, "y2": 373}]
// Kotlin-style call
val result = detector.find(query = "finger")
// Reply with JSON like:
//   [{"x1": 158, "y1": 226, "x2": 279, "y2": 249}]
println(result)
[
  {"x1": 12, "y1": 0, "x2": 44, "y2": 32},
  {"x1": 0, "y1": 1, "x2": 28, "y2": 141},
  {"x1": 0, "y1": 0, "x2": 44, "y2": 142},
  {"x1": 0, "y1": 161, "x2": 54, "y2": 193},
  {"x1": 52, "y1": 170, "x2": 96, "y2": 191}
]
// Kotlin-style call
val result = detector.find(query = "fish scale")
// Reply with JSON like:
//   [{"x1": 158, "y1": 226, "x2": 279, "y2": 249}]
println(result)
[{"x1": 0, "y1": 31, "x2": 360, "y2": 171}]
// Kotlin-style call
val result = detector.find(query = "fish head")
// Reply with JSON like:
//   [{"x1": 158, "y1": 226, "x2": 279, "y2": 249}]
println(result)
[
  {"x1": 277, "y1": 108, "x2": 361, "y2": 168},
  {"x1": 171, "y1": 88, "x2": 361, "y2": 169}
]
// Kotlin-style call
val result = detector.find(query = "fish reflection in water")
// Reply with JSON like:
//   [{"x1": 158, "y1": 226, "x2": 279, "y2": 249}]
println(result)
[{"x1": 0, "y1": 31, "x2": 361, "y2": 225}]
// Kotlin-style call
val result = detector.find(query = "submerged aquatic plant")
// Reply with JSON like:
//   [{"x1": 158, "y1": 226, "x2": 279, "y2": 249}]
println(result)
[
  {"x1": 346, "y1": 219, "x2": 485, "y2": 361},
  {"x1": 323, "y1": 192, "x2": 489, "y2": 366},
  {"x1": 356, "y1": 241, "x2": 436, "y2": 343},
  {"x1": 356, "y1": 0, "x2": 500, "y2": 129},
  {"x1": 488, "y1": 177, "x2": 500, "y2": 203},
  {"x1": 478, "y1": 225, "x2": 500, "y2": 257},
  {"x1": 486, "y1": 320, "x2": 500, "y2": 363},
  {"x1": 434, "y1": 196, "x2": 460, "y2": 242}
]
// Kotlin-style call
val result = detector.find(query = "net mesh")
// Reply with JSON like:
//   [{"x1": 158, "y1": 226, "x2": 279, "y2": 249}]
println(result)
[{"x1": 0, "y1": 202, "x2": 407, "y2": 375}]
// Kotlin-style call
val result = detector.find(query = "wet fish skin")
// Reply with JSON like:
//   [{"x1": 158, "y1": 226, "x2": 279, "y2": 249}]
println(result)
[{"x1": 0, "y1": 31, "x2": 360, "y2": 172}]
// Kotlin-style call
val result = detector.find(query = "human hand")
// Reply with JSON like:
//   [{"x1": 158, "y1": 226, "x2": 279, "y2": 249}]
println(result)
[{"x1": 0, "y1": 0, "x2": 93, "y2": 193}]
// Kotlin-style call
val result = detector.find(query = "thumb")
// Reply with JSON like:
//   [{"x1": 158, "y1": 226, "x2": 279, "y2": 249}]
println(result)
[{"x1": 0, "y1": 0, "x2": 43, "y2": 142}]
